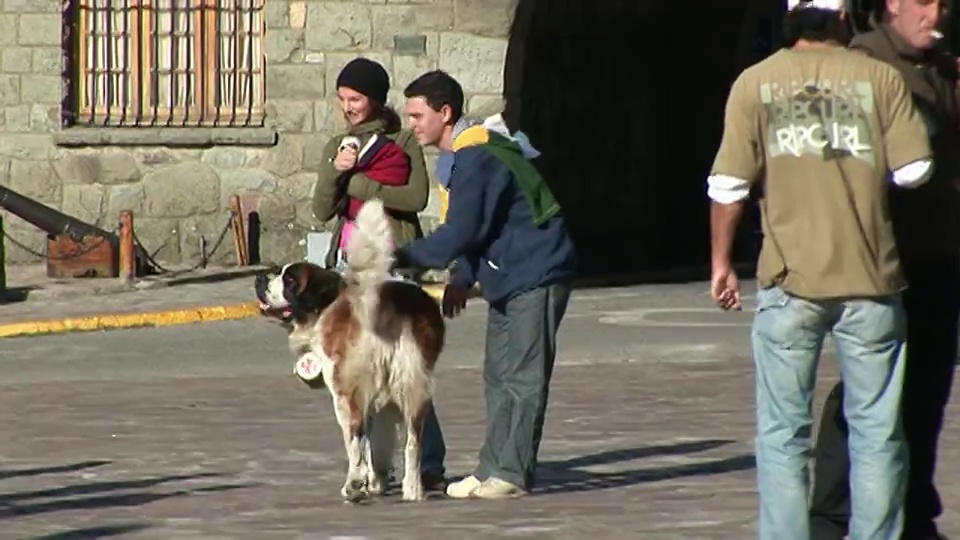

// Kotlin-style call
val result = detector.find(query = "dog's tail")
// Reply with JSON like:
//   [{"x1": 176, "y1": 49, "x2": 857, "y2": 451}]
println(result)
[{"x1": 345, "y1": 198, "x2": 393, "y2": 330}]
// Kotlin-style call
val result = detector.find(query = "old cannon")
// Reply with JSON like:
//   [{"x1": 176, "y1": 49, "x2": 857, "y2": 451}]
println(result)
[{"x1": 0, "y1": 185, "x2": 155, "y2": 278}]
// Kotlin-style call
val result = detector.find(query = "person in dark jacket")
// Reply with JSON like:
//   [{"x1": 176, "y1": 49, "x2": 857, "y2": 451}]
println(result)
[
  {"x1": 393, "y1": 70, "x2": 577, "y2": 499},
  {"x1": 311, "y1": 57, "x2": 449, "y2": 493},
  {"x1": 809, "y1": 2, "x2": 960, "y2": 538}
]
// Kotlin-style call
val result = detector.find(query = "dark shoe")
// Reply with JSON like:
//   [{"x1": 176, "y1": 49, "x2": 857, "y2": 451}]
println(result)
[{"x1": 421, "y1": 471, "x2": 447, "y2": 492}]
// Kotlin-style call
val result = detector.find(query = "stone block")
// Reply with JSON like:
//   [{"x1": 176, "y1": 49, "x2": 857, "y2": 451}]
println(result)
[
  {"x1": 96, "y1": 152, "x2": 142, "y2": 184},
  {"x1": 258, "y1": 226, "x2": 307, "y2": 265},
  {"x1": 454, "y1": 0, "x2": 514, "y2": 38},
  {"x1": 258, "y1": 135, "x2": 304, "y2": 178},
  {"x1": 1, "y1": 48, "x2": 32, "y2": 73},
  {"x1": 394, "y1": 35, "x2": 427, "y2": 56},
  {"x1": 8, "y1": 160, "x2": 61, "y2": 204},
  {"x1": 0, "y1": 75, "x2": 20, "y2": 106},
  {"x1": 301, "y1": 132, "x2": 333, "y2": 172},
  {"x1": 105, "y1": 183, "x2": 145, "y2": 218},
  {"x1": 467, "y1": 94, "x2": 505, "y2": 117},
  {"x1": 141, "y1": 163, "x2": 220, "y2": 218},
  {"x1": 265, "y1": 28, "x2": 303, "y2": 63},
  {"x1": 1, "y1": 219, "x2": 46, "y2": 264},
  {"x1": 201, "y1": 147, "x2": 249, "y2": 170},
  {"x1": 257, "y1": 186, "x2": 298, "y2": 227},
  {"x1": 219, "y1": 169, "x2": 278, "y2": 209},
  {"x1": 20, "y1": 74, "x2": 63, "y2": 105},
  {"x1": 133, "y1": 217, "x2": 182, "y2": 264},
  {"x1": 258, "y1": 171, "x2": 317, "y2": 229},
  {"x1": 324, "y1": 52, "x2": 392, "y2": 96},
  {"x1": 179, "y1": 213, "x2": 236, "y2": 265},
  {"x1": 61, "y1": 184, "x2": 107, "y2": 226},
  {"x1": 0, "y1": 15, "x2": 17, "y2": 47},
  {"x1": 305, "y1": 3, "x2": 372, "y2": 51},
  {"x1": 313, "y1": 98, "x2": 343, "y2": 134},
  {"x1": 130, "y1": 148, "x2": 182, "y2": 168},
  {"x1": 17, "y1": 14, "x2": 61, "y2": 46},
  {"x1": 393, "y1": 54, "x2": 437, "y2": 91},
  {"x1": 53, "y1": 154, "x2": 98, "y2": 184},
  {"x1": 31, "y1": 48, "x2": 63, "y2": 75},
  {"x1": 289, "y1": 1, "x2": 306, "y2": 29},
  {"x1": 266, "y1": 64, "x2": 326, "y2": 100},
  {"x1": 0, "y1": 134, "x2": 60, "y2": 160},
  {"x1": 438, "y1": 33, "x2": 507, "y2": 93},
  {"x1": 4, "y1": 0, "x2": 62, "y2": 12},
  {"x1": 283, "y1": 171, "x2": 319, "y2": 200},
  {"x1": 264, "y1": 0, "x2": 288, "y2": 28},
  {"x1": 264, "y1": 99, "x2": 314, "y2": 133},
  {"x1": 371, "y1": 4, "x2": 453, "y2": 49},
  {"x1": 3, "y1": 105, "x2": 30, "y2": 132},
  {"x1": 29, "y1": 104, "x2": 60, "y2": 132},
  {"x1": 6, "y1": 105, "x2": 58, "y2": 136}
]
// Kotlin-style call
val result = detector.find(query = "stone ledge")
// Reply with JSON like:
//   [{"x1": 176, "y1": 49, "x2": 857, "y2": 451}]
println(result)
[{"x1": 53, "y1": 127, "x2": 279, "y2": 148}]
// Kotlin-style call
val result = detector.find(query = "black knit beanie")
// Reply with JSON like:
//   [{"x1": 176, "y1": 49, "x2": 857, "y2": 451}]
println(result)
[{"x1": 335, "y1": 58, "x2": 390, "y2": 105}]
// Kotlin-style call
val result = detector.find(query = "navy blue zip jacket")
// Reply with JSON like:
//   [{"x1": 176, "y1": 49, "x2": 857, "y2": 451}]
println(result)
[{"x1": 397, "y1": 140, "x2": 577, "y2": 305}]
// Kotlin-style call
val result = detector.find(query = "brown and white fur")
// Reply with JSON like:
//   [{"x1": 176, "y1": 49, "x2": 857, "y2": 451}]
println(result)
[{"x1": 254, "y1": 199, "x2": 445, "y2": 502}]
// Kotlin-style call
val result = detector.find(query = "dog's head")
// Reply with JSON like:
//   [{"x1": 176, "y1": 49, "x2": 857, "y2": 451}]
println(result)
[{"x1": 254, "y1": 262, "x2": 345, "y2": 324}]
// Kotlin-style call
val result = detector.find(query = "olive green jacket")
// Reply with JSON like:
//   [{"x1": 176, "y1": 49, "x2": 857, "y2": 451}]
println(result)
[{"x1": 312, "y1": 119, "x2": 429, "y2": 268}]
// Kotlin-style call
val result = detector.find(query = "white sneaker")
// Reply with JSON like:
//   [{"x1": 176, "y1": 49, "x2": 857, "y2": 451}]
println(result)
[
  {"x1": 470, "y1": 477, "x2": 528, "y2": 499},
  {"x1": 445, "y1": 475, "x2": 482, "y2": 499}
]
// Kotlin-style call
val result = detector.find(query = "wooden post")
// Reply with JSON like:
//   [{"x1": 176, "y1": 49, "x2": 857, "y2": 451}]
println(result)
[
  {"x1": 118, "y1": 210, "x2": 135, "y2": 284},
  {"x1": 228, "y1": 195, "x2": 248, "y2": 266}
]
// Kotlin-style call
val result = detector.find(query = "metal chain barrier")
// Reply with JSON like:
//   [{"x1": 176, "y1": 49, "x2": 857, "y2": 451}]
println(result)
[{"x1": 1, "y1": 210, "x2": 237, "y2": 276}]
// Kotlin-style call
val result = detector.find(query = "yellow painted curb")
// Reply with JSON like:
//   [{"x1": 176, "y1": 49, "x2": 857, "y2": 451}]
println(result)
[
  {"x1": 0, "y1": 302, "x2": 263, "y2": 338},
  {"x1": 0, "y1": 284, "x2": 452, "y2": 339}
]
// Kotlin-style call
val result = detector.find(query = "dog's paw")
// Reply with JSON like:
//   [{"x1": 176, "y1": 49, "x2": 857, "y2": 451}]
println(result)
[
  {"x1": 341, "y1": 478, "x2": 368, "y2": 503},
  {"x1": 400, "y1": 480, "x2": 425, "y2": 502}
]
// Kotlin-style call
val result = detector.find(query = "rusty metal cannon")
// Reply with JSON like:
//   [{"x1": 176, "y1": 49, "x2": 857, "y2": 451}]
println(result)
[{"x1": 0, "y1": 185, "x2": 155, "y2": 278}]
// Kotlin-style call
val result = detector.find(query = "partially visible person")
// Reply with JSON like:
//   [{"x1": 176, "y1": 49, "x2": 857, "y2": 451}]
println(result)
[
  {"x1": 707, "y1": 1, "x2": 933, "y2": 538},
  {"x1": 310, "y1": 57, "x2": 448, "y2": 492},
  {"x1": 393, "y1": 70, "x2": 578, "y2": 500},
  {"x1": 809, "y1": 1, "x2": 960, "y2": 538}
]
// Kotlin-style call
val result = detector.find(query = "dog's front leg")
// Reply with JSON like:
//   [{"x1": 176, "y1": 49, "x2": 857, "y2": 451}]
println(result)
[{"x1": 333, "y1": 395, "x2": 368, "y2": 502}]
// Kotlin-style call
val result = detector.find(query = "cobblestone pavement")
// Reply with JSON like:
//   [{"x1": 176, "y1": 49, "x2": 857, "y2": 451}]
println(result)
[{"x1": 0, "y1": 283, "x2": 957, "y2": 539}]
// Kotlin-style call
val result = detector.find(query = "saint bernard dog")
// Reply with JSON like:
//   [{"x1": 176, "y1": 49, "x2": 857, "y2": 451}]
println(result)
[{"x1": 253, "y1": 199, "x2": 445, "y2": 503}]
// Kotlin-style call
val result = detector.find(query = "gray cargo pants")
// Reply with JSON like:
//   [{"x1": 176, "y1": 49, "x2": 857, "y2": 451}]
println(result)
[{"x1": 473, "y1": 281, "x2": 572, "y2": 489}]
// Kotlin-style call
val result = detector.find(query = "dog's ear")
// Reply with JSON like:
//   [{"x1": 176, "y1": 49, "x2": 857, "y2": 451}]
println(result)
[{"x1": 282, "y1": 264, "x2": 344, "y2": 314}]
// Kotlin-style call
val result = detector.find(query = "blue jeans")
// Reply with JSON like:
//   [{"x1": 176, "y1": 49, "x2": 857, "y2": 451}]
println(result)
[{"x1": 751, "y1": 285, "x2": 908, "y2": 540}]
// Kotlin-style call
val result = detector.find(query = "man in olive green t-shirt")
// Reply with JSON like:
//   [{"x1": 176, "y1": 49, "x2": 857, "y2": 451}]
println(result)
[{"x1": 706, "y1": 1, "x2": 933, "y2": 539}]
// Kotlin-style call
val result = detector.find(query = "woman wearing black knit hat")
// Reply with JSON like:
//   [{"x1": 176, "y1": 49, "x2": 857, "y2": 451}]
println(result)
[
  {"x1": 310, "y1": 57, "x2": 448, "y2": 493},
  {"x1": 312, "y1": 57, "x2": 431, "y2": 269}
]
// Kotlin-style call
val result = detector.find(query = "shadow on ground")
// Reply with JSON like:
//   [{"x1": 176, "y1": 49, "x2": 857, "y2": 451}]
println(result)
[
  {"x1": 27, "y1": 523, "x2": 152, "y2": 540},
  {"x1": 0, "y1": 460, "x2": 112, "y2": 481},
  {"x1": 536, "y1": 438, "x2": 756, "y2": 494},
  {"x1": 0, "y1": 471, "x2": 256, "y2": 518}
]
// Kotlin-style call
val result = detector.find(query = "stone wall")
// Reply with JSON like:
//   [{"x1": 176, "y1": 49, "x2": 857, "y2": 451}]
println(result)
[{"x1": 0, "y1": 0, "x2": 514, "y2": 267}]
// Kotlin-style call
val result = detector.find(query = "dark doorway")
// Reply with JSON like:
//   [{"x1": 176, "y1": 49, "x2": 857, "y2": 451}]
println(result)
[{"x1": 503, "y1": 0, "x2": 783, "y2": 280}]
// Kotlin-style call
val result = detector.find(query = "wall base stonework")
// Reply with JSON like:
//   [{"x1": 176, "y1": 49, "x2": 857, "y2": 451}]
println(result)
[{"x1": 0, "y1": 0, "x2": 513, "y2": 268}]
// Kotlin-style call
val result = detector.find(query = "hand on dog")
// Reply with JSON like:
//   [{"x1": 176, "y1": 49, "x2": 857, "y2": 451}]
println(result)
[{"x1": 442, "y1": 284, "x2": 469, "y2": 319}]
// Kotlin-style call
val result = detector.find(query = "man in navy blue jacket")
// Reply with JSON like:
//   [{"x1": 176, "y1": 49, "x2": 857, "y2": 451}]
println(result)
[{"x1": 394, "y1": 70, "x2": 577, "y2": 499}]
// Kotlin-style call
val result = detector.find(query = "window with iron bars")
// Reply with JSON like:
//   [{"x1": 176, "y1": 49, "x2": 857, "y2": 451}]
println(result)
[{"x1": 67, "y1": 0, "x2": 265, "y2": 128}]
